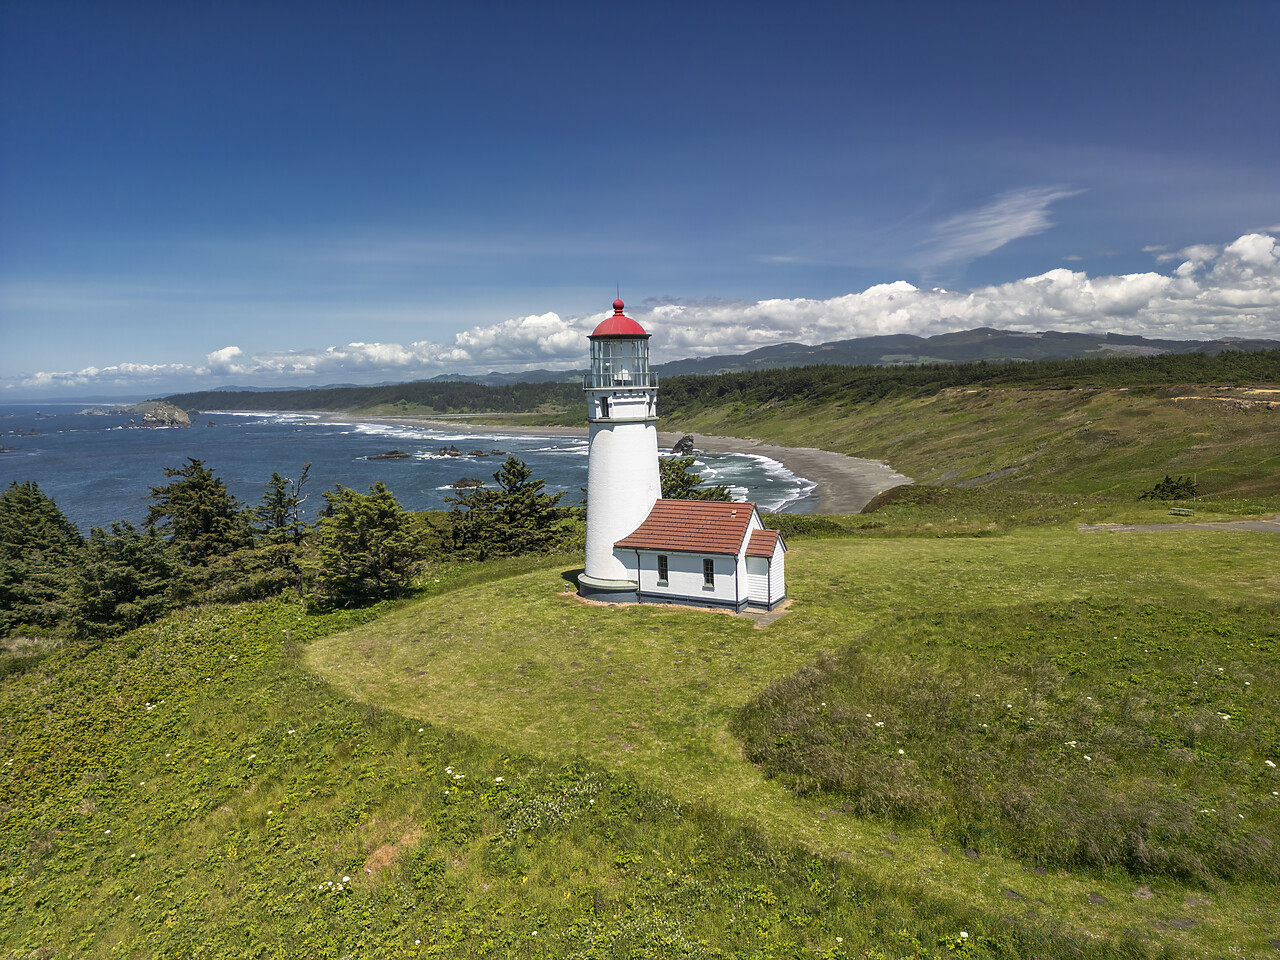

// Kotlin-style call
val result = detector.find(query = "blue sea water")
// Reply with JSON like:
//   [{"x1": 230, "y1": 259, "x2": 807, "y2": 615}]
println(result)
[{"x1": 0, "y1": 403, "x2": 815, "y2": 532}]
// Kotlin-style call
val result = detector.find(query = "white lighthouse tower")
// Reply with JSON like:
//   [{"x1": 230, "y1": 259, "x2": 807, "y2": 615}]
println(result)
[{"x1": 577, "y1": 298, "x2": 661, "y2": 600}]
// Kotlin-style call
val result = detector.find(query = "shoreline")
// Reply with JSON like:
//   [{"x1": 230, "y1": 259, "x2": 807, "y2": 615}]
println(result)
[{"x1": 345, "y1": 415, "x2": 912, "y2": 514}]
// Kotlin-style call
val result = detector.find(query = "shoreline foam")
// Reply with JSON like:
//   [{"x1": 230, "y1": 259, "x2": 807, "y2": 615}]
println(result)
[{"x1": 344, "y1": 415, "x2": 911, "y2": 514}]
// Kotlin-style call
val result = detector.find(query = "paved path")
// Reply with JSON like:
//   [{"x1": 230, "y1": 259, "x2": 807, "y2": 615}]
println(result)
[{"x1": 1078, "y1": 516, "x2": 1280, "y2": 533}]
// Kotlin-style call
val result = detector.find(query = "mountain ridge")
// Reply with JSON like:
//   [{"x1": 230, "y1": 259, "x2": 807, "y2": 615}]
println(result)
[{"x1": 164, "y1": 327, "x2": 1280, "y2": 395}]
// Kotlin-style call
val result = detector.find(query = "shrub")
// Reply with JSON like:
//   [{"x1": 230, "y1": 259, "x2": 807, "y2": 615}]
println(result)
[{"x1": 1138, "y1": 474, "x2": 1198, "y2": 501}]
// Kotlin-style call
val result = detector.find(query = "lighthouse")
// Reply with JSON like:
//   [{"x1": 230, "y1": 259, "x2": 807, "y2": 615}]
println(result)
[{"x1": 576, "y1": 298, "x2": 661, "y2": 600}]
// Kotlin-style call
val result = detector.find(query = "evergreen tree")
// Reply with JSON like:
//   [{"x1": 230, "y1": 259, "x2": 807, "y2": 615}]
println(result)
[
  {"x1": 73, "y1": 522, "x2": 182, "y2": 639},
  {"x1": 0, "y1": 481, "x2": 84, "y2": 635},
  {"x1": 309, "y1": 481, "x2": 424, "y2": 604},
  {"x1": 442, "y1": 456, "x2": 569, "y2": 559},
  {"x1": 659, "y1": 456, "x2": 733, "y2": 501},
  {"x1": 1139, "y1": 474, "x2": 1199, "y2": 501},
  {"x1": 254, "y1": 463, "x2": 311, "y2": 544},
  {"x1": 145, "y1": 458, "x2": 253, "y2": 564}
]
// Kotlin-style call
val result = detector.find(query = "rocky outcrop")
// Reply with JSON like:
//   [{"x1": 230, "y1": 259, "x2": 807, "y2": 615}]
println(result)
[
  {"x1": 124, "y1": 402, "x2": 191, "y2": 428},
  {"x1": 367, "y1": 450, "x2": 411, "y2": 460},
  {"x1": 671, "y1": 434, "x2": 696, "y2": 455}
]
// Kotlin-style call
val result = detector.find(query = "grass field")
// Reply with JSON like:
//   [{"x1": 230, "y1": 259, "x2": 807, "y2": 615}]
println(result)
[
  {"x1": 296, "y1": 526, "x2": 1280, "y2": 956},
  {"x1": 4, "y1": 522, "x2": 1278, "y2": 956}
]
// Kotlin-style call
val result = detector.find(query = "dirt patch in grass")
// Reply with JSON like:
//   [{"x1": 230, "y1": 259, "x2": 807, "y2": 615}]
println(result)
[{"x1": 363, "y1": 825, "x2": 423, "y2": 877}]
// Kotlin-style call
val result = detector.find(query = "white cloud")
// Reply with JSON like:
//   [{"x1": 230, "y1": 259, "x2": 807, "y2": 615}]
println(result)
[
  {"x1": 920, "y1": 186, "x2": 1084, "y2": 269},
  {"x1": 206, "y1": 346, "x2": 245, "y2": 373},
  {"x1": 1156, "y1": 242, "x2": 1218, "y2": 264},
  {"x1": 5, "y1": 232, "x2": 1278, "y2": 395}
]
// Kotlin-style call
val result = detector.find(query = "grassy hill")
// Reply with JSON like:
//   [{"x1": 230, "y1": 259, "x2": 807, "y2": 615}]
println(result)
[
  {"x1": 6, "y1": 523, "x2": 1277, "y2": 957},
  {"x1": 668, "y1": 383, "x2": 1280, "y2": 504}
]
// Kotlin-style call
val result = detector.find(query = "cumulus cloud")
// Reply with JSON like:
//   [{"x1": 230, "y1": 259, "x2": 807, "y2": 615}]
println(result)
[
  {"x1": 920, "y1": 186, "x2": 1084, "y2": 269},
  {"x1": 6, "y1": 232, "x2": 1279, "y2": 394}
]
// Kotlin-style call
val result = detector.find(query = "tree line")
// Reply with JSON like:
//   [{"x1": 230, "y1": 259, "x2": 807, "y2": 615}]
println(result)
[
  {"x1": 164, "y1": 379, "x2": 582, "y2": 416},
  {"x1": 163, "y1": 349, "x2": 1280, "y2": 422},
  {"x1": 0, "y1": 456, "x2": 573, "y2": 642},
  {"x1": 657, "y1": 348, "x2": 1280, "y2": 419},
  {"x1": 1, "y1": 454, "x2": 727, "y2": 643}
]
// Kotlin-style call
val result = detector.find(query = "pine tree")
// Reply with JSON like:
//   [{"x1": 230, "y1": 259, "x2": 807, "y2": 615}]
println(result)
[
  {"x1": 659, "y1": 456, "x2": 733, "y2": 501},
  {"x1": 0, "y1": 481, "x2": 84, "y2": 635},
  {"x1": 145, "y1": 458, "x2": 253, "y2": 564},
  {"x1": 73, "y1": 522, "x2": 182, "y2": 638},
  {"x1": 309, "y1": 481, "x2": 424, "y2": 604},
  {"x1": 442, "y1": 456, "x2": 569, "y2": 559},
  {"x1": 254, "y1": 463, "x2": 310, "y2": 544}
]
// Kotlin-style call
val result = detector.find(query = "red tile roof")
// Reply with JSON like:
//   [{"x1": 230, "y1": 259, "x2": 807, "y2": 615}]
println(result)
[
  {"x1": 615, "y1": 499, "x2": 758, "y2": 555},
  {"x1": 746, "y1": 529, "x2": 783, "y2": 558}
]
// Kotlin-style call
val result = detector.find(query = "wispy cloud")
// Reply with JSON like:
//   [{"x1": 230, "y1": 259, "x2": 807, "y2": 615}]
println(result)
[
  {"x1": 920, "y1": 186, "x2": 1084, "y2": 270},
  {"x1": 5, "y1": 232, "x2": 1277, "y2": 395}
]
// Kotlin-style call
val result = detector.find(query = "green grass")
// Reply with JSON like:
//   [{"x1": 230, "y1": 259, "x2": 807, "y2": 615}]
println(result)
[
  {"x1": 3, "y1": 581, "x2": 1140, "y2": 960},
  {"x1": 5, "y1": 522, "x2": 1279, "y2": 956},
  {"x1": 732, "y1": 598, "x2": 1280, "y2": 884},
  {"x1": 666, "y1": 385, "x2": 1280, "y2": 505},
  {"x1": 299, "y1": 527, "x2": 1280, "y2": 956}
]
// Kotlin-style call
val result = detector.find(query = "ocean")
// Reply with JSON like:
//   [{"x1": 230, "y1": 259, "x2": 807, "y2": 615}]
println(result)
[{"x1": 0, "y1": 403, "x2": 816, "y2": 533}]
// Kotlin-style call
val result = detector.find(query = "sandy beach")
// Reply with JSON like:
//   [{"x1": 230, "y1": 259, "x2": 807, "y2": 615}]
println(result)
[{"x1": 350, "y1": 416, "x2": 911, "y2": 514}]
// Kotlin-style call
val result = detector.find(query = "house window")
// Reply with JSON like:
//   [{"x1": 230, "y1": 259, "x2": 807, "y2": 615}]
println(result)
[
  {"x1": 657, "y1": 555, "x2": 668, "y2": 586},
  {"x1": 703, "y1": 558, "x2": 715, "y2": 589},
  {"x1": 599, "y1": 396, "x2": 610, "y2": 418}
]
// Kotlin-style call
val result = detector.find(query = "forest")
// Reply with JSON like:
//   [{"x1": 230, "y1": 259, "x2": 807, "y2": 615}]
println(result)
[{"x1": 163, "y1": 349, "x2": 1280, "y2": 420}]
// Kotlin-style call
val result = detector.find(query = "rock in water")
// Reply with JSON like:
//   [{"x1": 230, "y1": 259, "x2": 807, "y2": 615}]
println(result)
[
  {"x1": 123, "y1": 401, "x2": 192, "y2": 428},
  {"x1": 672, "y1": 434, "x2": 696, "y2": 455}
]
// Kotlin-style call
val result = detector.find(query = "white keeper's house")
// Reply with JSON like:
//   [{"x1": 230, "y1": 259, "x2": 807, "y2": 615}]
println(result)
[{"x1": 575, "y1": 299, "x2": 787, "y2": 611}]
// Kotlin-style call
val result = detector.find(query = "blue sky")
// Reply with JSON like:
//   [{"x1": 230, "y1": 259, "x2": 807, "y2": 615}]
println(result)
[{"x1": 2, "y1": 0, "x2": 1278, "y2": 397}]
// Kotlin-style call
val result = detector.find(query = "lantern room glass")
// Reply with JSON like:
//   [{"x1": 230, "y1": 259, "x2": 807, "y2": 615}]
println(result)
[{"x1": 586, "y1": 337, "x2": 655, "y2": 389}]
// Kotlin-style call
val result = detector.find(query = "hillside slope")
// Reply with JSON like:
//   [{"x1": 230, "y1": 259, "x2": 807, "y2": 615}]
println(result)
[{"x1": 665, "y1": 384, "x2": 1280, "y2": 501}]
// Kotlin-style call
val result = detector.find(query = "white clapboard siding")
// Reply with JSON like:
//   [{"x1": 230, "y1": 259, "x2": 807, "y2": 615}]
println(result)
[
  {"x1": 769, "y1": 543, "x2": 785, "y2": 600},
  {"x1": 746, "y1": 556, "x2": 770, "y2": 605}
]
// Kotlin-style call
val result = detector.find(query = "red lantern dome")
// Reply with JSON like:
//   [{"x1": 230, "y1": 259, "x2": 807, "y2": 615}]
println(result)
[{"x1": 590, "y1": 298, "x2": 649, "y2": 338}]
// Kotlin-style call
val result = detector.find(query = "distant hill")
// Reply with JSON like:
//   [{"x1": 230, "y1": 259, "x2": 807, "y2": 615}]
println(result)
[
  {"x1": 652, "y1": 328, "x2": 1280, "y2": 377},
  {"x1": 163, "y1": 329, "x2": 1280, "y2": 399}
]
